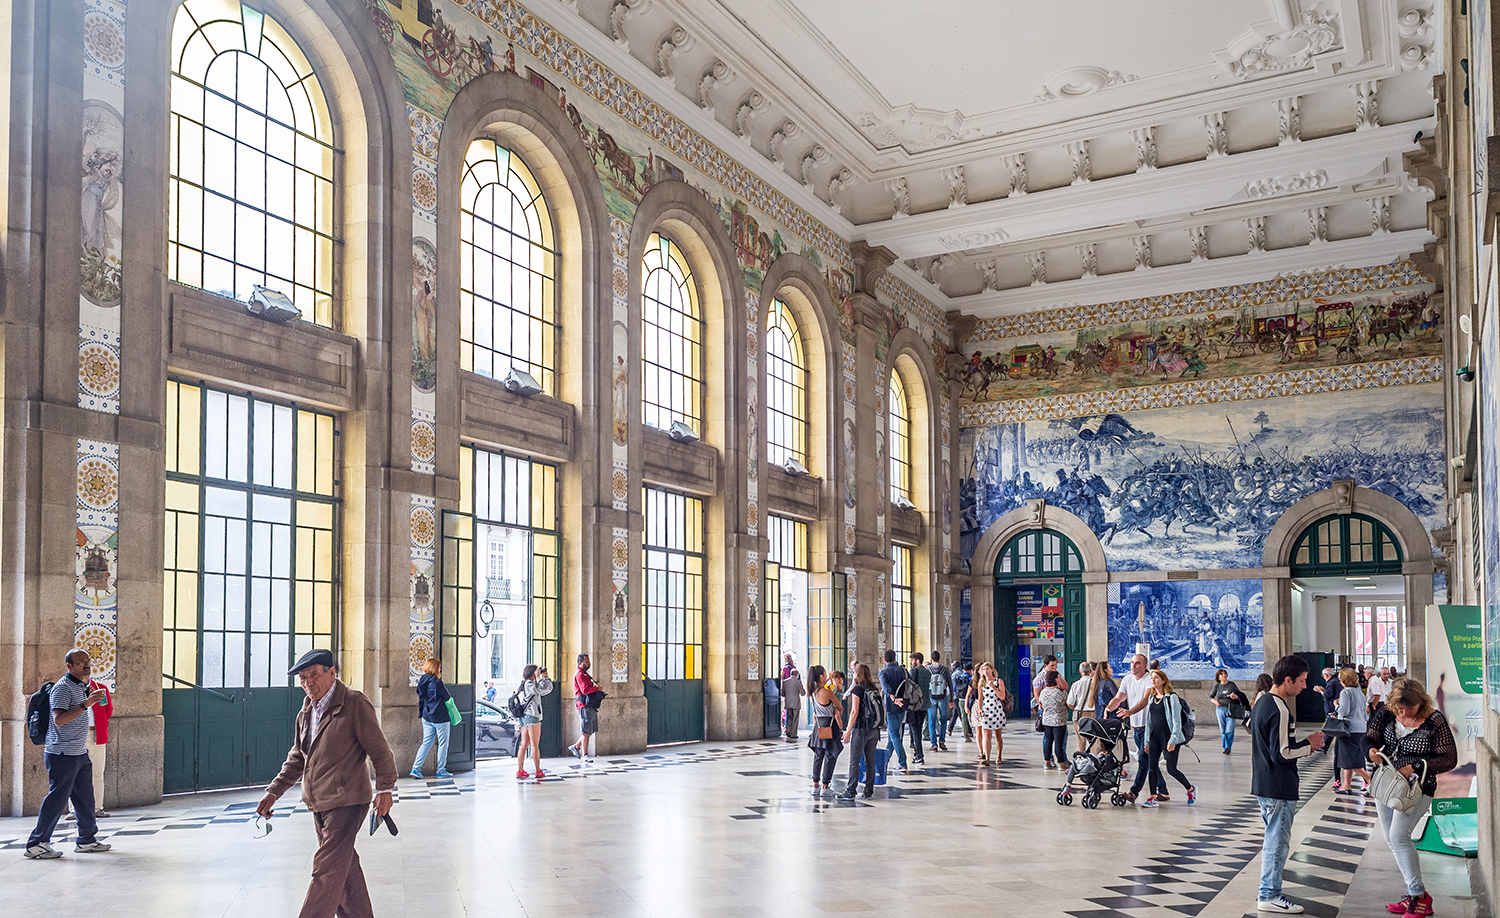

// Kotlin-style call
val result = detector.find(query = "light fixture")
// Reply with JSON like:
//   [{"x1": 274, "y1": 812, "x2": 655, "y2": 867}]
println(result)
[
  {"x1": 782, "y1": 457, "x2": 810, "y2": 477},
  {"x1": 1344, "y1": 576, "x2": 1371, "y2": 581},
  {"x1": 502, "y1": 367, "x2": 543, "y2": 397},
  {"x1": 1290, "y1": 583, "x2": 1304, "y2": 594},
  {"x1": 1354, "y1": 584, "x2": 1379, "y2": 590},
  {"x1": 892, "y1": 494, "x2": 916, "y2": 512},
  {"x1": 667, "y1": 421, "x2": 701, "y2": 443},
  {"x1": 247, "y1": 285, "x2": 302, "y2": 323}
]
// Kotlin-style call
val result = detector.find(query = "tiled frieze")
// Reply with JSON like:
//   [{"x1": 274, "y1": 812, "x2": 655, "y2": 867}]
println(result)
[{"x1": 75, "y1": 439, "x2": 120, "y2": 686}]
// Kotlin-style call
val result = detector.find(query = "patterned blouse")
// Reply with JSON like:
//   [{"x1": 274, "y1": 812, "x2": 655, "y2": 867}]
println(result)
[{"x1": 1365, "y1": 707, "x2": 1457, "y2": 798}]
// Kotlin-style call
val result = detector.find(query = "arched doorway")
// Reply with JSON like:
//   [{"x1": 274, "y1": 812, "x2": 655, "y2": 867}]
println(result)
[
  {"x1": 993, "y1": 529, "x2": 1086, "y2": 717},
  {"x1": 1262, "y1": 483, "x2": 1436, "y2": 680}
]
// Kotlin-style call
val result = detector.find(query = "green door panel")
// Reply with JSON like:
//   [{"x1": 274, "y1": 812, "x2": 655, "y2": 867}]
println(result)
[
  {"x1": 992, "y1": 587, "x2": 1019, "y2": 698},
  {"x1": 448, "y1": 683, "x2": 475, "y2": 767},
  {"x1": 1065, "y1": 583, "x2": 1087, "y2": 676},
  {"x1": 645, "y1": 678, "x2": 704, "y2": 744},
  {"x1": 198, "y1": 690, "x2": 245, "y2": 789},
  {"x1": 161, "y1": 688, "x2": 198, "y2": 794},
  {"x1": 244, "y1": 687, "x2": 298, "y2": 786},
  {"x1": 541, "y1": 691, "x2": 562, "y2": 757}
]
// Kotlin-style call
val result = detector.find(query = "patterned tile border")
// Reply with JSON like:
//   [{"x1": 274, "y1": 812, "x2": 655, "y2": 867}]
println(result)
[
  {"x1": 958, "y1": 355, "x2": 1443, "y2": 426},
  {"x1": 75, "y1": 438, "x2": 120, "y2": 686},
  {"x1": 407, "y1": 494, "x2": 437, "y2": 686},
  {"x1": 969, "y1": 260, "x2": 1431, "y2": 344}
]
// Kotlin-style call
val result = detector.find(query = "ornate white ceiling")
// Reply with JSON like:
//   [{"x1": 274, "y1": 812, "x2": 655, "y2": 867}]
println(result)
[{"x1": 553, "y1": 0, "x2": 1443, "y2": 317}]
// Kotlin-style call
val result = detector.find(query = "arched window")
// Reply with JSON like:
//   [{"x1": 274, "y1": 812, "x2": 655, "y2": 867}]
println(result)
[
  {"x1": 641, "y1": 233, "x2": 702, "y2": 434},
  {"x1": 765, "y1": 298, "x2": 807, "y2": 468},
  {"x1": 460, "y1": 139, "x2": 558, "y2": 393},
  {"x1": 168, "y1": 0, "x2": 337, "y2": 326},
  {"x1": 888, "y1": 372, "x2": 911, "y2": 504},
  {"x1": 1290, "y1": 513, "x2": 1403, "y2": 577}
]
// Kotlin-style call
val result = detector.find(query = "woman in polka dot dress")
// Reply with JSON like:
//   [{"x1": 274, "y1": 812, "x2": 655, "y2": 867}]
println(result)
[{"x1": 971, "y1": 661, "x2": 1008, "y2": 764}]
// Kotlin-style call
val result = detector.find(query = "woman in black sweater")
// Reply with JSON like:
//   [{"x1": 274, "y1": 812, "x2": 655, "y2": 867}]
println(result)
[{"x1": 1365, "y1": 677, "x2": 1457, "y2": 918}]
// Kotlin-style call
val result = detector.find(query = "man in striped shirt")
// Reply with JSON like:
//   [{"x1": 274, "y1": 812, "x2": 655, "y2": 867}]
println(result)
[{"x1": 25, "y1": 649, "x2": 113, "y2": 859}]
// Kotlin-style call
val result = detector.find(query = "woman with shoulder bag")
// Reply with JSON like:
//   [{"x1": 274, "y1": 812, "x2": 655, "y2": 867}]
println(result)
[
  {"x1": 1038, "y1": 670, "x2": 1069, "y2": 769},
  {"x1": 411, "y1": 657, "x2": 455, "y2": 779},
  {"x1": 1207, "y1": 668, "x2": 1242, "y2": 755},
  {"x1": 973, "y1": 662, "x2": 1008, "y2": 765},
  {"x1": 806, "y1": 666, "x2": 844, "y2": 795},
  {"x1": 1365, "y1": 678, "x2": 1457, "y2": 917},
  {"x1": 1333, "y1": 668, "x2": 1371, "y2": 795}
]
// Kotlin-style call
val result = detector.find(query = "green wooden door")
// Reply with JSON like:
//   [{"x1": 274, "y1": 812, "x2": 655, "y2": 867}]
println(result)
[
  {"x1": 993, "y1": 586, "x2": 1019, "y2": 696},
  {"x1": 645, "y1": 677, "x2": 705, "y2": 744},
  {"x1": 1064, "y1": 583, "x2": 1087, "y2": 679}
]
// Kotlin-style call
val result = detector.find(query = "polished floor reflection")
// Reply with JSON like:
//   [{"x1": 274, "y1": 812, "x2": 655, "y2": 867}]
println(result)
[{"x1": 0, "y1": 729, "x2": 1478, "y2": 918}]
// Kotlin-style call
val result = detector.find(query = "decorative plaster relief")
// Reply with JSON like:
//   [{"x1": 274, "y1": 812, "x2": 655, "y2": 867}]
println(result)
[
  {"x1": 854, "y1": 106, "x2": 981, "y2": 152},
  {"x1": 1218, "y1": 9, "x2": 1342, "y2": 79},
  {"x1": 937, "y1": 227, "x2": 1007, "y2": 250},
  {"x1": 1035, "y1": 67, "x2": 1137, "y2": 103},
  {"x1": 1245, "y1": 169, "x2": 1328, "y2": 199}
]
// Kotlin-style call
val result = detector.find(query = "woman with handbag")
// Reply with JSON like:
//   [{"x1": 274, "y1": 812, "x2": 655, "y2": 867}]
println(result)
[
  {"x1": 1333, "y1": 668, "x2": 1371, "y2": 795},
  {"x1": 1365, "y1": 678, "x2": 1457, "y2": 917},
  {"x1": 515, "y1": 664, "x2": 554, "y2": 780},
  {"x1": 411, "y1": 657, "x2": 455, "y2": 779},
  {"x1": 1207, "y1": 668, "x2": 1243, "y2": 755},
  {"x1": 806, "y1": 666, "x2": 843, "y2": 795}
]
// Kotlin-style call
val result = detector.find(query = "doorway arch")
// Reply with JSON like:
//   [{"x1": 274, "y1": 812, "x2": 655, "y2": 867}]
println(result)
[
  {"x1": 1261, "y1": 482, "x2": 1435, "y2": 679},
  {"x1": 991, "y1": 528, "x2": 1087, "y2": 716},
  {"x1": 970, "y1": 501, "x2": 1108, "y2": 700}
]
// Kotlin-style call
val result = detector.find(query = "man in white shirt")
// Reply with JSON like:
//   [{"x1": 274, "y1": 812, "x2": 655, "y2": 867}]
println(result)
[
  {"x1": 1366, "y1": 666, "x2": 1390, "y2": 708},
  {"x1": 1107, "y1": 654, "x2": 1164, "y2": 801},
  {"x1": 1066, "y1": 662, "x2": 1092, "y2": 753}
]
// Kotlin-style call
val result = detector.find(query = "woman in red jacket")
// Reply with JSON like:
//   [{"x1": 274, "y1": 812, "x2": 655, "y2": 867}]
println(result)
[{"x1": 68, "y1": 678, "x2": 113, "y2": 819}]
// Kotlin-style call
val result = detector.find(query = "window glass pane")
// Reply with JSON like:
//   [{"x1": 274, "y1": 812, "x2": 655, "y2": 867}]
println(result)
[
  {"x1": 888, "y1": 373, "x2": 911, "y2": 503},
  {"x1": 642, "y1": 487, "x2": 704, "y2": 681},
  {"x1": 641, "y1": 234, "x2": 702, "y2": 434},
  {"x1": 765, "y1": 298, "x2": 808, "y2": 468},
  {"x1": 169, "y1": 1, "x2": 336, "y2": 325}
]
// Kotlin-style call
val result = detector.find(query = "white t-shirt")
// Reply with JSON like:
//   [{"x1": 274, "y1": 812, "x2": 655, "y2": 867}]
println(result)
[
  {"x1": 1367, "y1": 676, "x2": 1389, "y2": 701},
  {"x1": 1120, "y1": 672, "x2": 1151, "y2": 727}
]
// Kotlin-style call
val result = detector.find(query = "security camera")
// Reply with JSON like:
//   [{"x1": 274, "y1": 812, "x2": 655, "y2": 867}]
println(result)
[{"x1": 1457, "y1": 365, "x2": 1476, "y2": 382}]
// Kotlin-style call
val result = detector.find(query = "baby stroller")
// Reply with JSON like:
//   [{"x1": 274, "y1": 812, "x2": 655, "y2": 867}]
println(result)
[{"x1": 1057, "y1": 716, "x2": 1131, "y2": 809}]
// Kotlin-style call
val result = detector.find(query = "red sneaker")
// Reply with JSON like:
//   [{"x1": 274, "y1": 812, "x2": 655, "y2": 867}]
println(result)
[
  {"x1": 1407, "y1": 892, "x2": 1434, "y2": 917},
  {"x1": 1386, "y1": 894, "x2": 1416, "y2": 914},
  {"x1": 516, "y1": 769, "x2": 531, "y2": 779},
  {"x1": 534, "y1": 769, "x2": 547, "y2": 780}
]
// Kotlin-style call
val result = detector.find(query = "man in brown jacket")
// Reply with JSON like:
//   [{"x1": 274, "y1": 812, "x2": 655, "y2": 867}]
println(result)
[{"x1": 258, "y1": 649, "x2": 397, "y2": 918}]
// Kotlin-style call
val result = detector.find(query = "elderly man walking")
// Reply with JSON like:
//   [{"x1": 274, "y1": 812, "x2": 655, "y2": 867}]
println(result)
[{"x1": 258, "y1": 650, "x2": 398, "y2": 918}]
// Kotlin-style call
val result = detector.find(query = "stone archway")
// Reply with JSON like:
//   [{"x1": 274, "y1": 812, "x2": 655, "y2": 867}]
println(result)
[
  {"x1": 969, "y1": 500, "x2": 1110, "y2": 671},
  {"x1": 1261, "y1": 481, "x2": 1436, "y2": 679}
]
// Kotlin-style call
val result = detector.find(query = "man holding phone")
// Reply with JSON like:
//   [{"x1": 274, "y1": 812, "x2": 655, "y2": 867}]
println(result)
[
  {"x1": 257, "y1": 649, "x2": 397, "y2": 918},
  {"x1": 24, "y1": 649, "x2": 112, "y2": 859}
]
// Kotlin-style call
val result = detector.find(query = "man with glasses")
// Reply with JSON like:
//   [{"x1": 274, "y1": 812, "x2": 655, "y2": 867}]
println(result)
[
  {"x1": 24, "y1": 649, "x2": 111, "y2": 859},
  {"x1": 257, "y1": 649, "x2": 397, "y2": 918}
]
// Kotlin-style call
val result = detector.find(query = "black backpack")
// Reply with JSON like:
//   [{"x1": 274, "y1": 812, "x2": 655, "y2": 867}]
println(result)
[
  {"x1": 506, "y1": 682, "x2": 527, "y2": 718},
  {"x1": 26, "y1": 682, "x2": 55, "y2": 745},
  {"x1": 858, "y1": 688, "x2": 883, "y2": 730}
]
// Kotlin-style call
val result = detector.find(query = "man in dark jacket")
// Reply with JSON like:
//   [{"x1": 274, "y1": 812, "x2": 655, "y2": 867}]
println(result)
[
  {"x1": 878, "y1": 649, "x2": 909, "y2": 773},
  {"x1": 1250, "y1": 655, "x2": 1325, "y2": 914},
  {"x1": 905, "y1": 652, "x2": 931, "y2": 766},
  {"x1": 258, "y1": 650, "x2": 397, "y2": 918}
]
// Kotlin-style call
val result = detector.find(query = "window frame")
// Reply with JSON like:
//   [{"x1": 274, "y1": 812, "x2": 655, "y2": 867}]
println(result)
[
  {"x1": 167, "y1": 0, "x2": 340, "y2": 326},
  {"x1": 765, "y1": 298, "x2": 808, "y2": 469},
  {"x1": 640, "y1": 232, "x2": 704, "y2": 435},
  {"x1": 642, "y1": 487, "x2": 707, "y2": 682},
  {"x1": 888, "y1": 371, "x2": 912, "y2": 504},
  {"x1": 891, "y1": 543, "x2": 914, "y2": 660},
  {"x1": 458, "y1": 138, "x2": 559, "y2": 394}
]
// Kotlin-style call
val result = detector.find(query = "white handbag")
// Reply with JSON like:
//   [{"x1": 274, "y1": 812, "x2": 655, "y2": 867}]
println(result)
[{"x1": 1369, "y1": 746, "x2": 1427, "y2": 813}]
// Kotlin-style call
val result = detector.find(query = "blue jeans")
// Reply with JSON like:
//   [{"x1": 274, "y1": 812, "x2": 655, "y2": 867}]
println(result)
[
  {"x1": 1216, "y1": 705, "x2": 1235, "y2": 751},
  {"x1": 27, "y1": 752, "x2": 97, "y2": 847},
  {"x1": 412, "y1": 719, "x2": 451, "y2": 775},
  {"x1": 1257, "y1": 796, "x2": 1296, "y2": 901},
  {"x1": 926, "y1": 698, "x2": 949, "y2": 744},
  {"x1": 885, "y1": 711, "x2": 907, "y2": 768}
]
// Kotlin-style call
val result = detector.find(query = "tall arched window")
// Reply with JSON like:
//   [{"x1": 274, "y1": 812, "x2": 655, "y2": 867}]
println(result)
[
  {"x1": 765, "y1": 298, "x2": 807, "y2": 468},
  {"x1": 888, "y1": 372, "x2": 911, "y2": 504},
  {"x1": 460, "y1": 139, "x2": 558, "y2": 393},
  {"x1": 168, "y1": 0, "x2": 337, "y2": 326},
  {"x1": 641, "y1": 233, "x2": 702, "y2": 434}
]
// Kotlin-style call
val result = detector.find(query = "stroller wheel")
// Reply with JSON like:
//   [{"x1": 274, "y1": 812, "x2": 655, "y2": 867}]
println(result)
[
  {"x1": 1111, "y1": 792, "x2": 1127, "y2": 807},
  {"x1": 1056, "y1": 791, "x2": 1068, "y2": 806},
  {"x1": 1083, "y1": 791, "x2": 1099, "y2": 809},
  {"x1": 1061, "y1": 792, "x2": 1073, "y2": 806}
]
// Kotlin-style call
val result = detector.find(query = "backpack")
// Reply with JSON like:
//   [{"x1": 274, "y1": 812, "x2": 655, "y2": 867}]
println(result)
[
  {"x1": 899, "y1": 677, "x2": 925, "y2": 710},
  {"x1": 506, "y1": 682, "x2": 527, "y2": 719},
  {"x1": 952, "y1": 670, "x2": 972, "y2": 699},
  {"x1": 26, "y1": 682, "x2": 55, "y2": 745},
  {"x1": 858, "y1": 688, "x2": 883, "y2": 730},
  {"x1": 584, "y1": 689, "x2": 607, "y2": 710},
  {"x1": 929, "y1": 668, "x2": 948, "y2": 698},
  {"x1": 1177, "y1": 695, "x2": 1197, "y2": 744}
]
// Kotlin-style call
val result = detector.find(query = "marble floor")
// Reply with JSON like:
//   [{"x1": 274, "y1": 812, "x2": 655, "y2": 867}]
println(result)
[{"x1": 0, "y1": 728, "x2": 1480, "y2": 918}]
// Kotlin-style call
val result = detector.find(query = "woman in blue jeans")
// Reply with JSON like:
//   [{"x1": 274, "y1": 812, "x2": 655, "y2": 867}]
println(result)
[
  {"x1": 411, "y1": 657, "x2": 453, "y2": 778},
  {"x1": 1207, "y1": 668, "x2": 1244, "y2": 754}
]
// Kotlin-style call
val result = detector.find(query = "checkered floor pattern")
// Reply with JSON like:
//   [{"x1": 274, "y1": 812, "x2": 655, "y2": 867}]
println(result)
[{"x1": 1060, "y1": 752, "x2": 1380, "y2": 918}]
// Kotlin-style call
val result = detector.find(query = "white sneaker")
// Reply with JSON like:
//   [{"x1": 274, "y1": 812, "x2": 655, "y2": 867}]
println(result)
[
  {"x1": 75, "y1": 841, "x2": 112, "y2": 853},
  {"x1": 24, "y1": 843, "x2": 61, "y2": 859},
  {"x1": 1256, "y1": 896, "x2": 1305, "y2": 913}
]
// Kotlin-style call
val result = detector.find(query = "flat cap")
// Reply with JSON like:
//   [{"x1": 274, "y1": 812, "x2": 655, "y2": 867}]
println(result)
[{"x1": 288, "y1": 648, "x2": 335, "y2": 675}]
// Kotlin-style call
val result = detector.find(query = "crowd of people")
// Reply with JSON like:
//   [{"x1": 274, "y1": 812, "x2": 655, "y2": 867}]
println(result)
[{"x1": 21, "y1": 644, "x2": 1458, "y2": 918}]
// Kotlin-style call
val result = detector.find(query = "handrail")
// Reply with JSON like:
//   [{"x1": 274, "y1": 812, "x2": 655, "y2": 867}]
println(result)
[
  {"x1": 641, "y1": 670, "x2": 664, "y2": 690},
  {"x1": 162, "y1": 673, "x2": 233, "y2": 702}
]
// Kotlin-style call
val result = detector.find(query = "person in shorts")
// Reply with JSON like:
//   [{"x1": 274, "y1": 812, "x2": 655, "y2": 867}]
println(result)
[{"x1": 569, "y1": 653, "x2": 603, "y2": 762}]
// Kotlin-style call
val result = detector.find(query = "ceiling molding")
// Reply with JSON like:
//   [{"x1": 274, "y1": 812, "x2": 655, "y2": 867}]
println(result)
[
  {"x1": 856, "y1": 120, "x2": 1434, "y2": 259},
  {"x1": 950, "y1": 228, "x2": 1434, "y2": 318}
]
